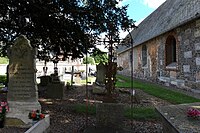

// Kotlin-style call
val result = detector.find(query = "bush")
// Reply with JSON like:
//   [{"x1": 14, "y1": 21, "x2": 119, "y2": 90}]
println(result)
[
  {"x1": 0, "y1": 75, "x2": 6, "y2": 83},
  {"x1": 0, "y1": 57, "x2": 8, "y2": 64},
  {"x1": 83, "y1": 56, "x2": 95, "y2": 65}
]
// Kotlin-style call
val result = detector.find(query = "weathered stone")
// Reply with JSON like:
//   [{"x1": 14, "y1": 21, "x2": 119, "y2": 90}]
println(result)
[
  {"x1": 183, "y1": 39, "x2": 189, "y2": 45},
  {"x1": 95, "y1": 62, "x2": 107, "y2": 85},
  {"x1": 195, "y1": 72, "x2": 200, "y2": 82},
  {"x1": 117, "y1": 0, "x2": 200, "y2": 91},
  {"x1": 196, "y1": 19, "x2": 200, "y2": 27},
  {"x1": 185, "y1": 28, "x2": 191, "y2": 34},
  {"x1": 96, "y1": 103, "x2": 125, "y2": 131},
  {"x1": 195, "y1": 43, "x2": 200, "y2": 51},
  {"x1": 184, "y1": 51, "x2": 192, "y2": 58},
  {"x1": 194, "y1": 28, "x2": 200, "y2": 37},
  {"x1": 170, "y1": 71, "x2": 176, "y2": 79},
  {"x1": 7, "y1": 35, "x2": 41, "y2": 124},
  {"x1": 156, "y1": 103, "x2": 200, "y2": 133},
  {"x1": 177, "y1": 36, "x2": 182, "y2": 42},
  {"x1": 196, "y1": 57, "x2": 200, "y2": 65},
  {"x1": 46, "y1": 82, "x2": 64, "y2": 99},
  {"x1": 183, "y1": 65, "x2": 190, "y2": 73}
]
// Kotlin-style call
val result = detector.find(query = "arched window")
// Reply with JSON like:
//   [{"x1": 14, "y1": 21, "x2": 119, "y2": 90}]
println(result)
[
  {"x1": 165, "y1": 35, "x2": 176, "y2": 66},
  {"x1": 142, "y1": 45, "x2": 147, "y2": 67}
]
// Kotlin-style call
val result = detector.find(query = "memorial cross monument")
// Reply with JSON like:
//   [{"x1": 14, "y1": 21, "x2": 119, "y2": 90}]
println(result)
[{"x1": 7, "y1": 35, "x2": 41, "y2": 124}]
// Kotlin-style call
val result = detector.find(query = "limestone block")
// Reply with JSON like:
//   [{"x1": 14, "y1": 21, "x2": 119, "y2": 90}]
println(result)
[
  {"x1": 195, "y1": 72, "x2": 200, "y2": 82},
  {"x1": 184, "y1": 39, "x2": 189, "y2": 45},
  {"x1": 184, "y1": 51, "x2": 192, "y2": 58},
  {"x1": 195, "y1": 43, "x2": 200, "y2": 51},
  {"x1": 170, "y1": 71, "x2": 176, "y2": 79},
  {"x1": 196, "y1": 57, "x2": 200, "y2": 65},
  {"x1": 183, "y1": 65, "x2": 190, "y2": 73},
  {"x1": 194, "y1": 28, "x2": 200, "y2": 37},
  {"x1": 185, "y1": 28, "x2": 191, "y2": 35},
  {"x1": 177, "y1": 36, "x2": 182, "y2": 42}
]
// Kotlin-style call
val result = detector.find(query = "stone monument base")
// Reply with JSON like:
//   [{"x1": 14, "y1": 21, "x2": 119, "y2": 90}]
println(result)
[
  {"x1": 7, "y1": 101, "x2": 41, "y2": 124},
  {"x1": 96, "y1": 103, "x2": 125, "y2": 130}
]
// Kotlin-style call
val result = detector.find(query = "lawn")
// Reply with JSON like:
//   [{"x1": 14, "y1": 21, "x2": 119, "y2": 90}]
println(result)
[{"x1": 116, "y1": 75, "x2": 200, "y2": 104}]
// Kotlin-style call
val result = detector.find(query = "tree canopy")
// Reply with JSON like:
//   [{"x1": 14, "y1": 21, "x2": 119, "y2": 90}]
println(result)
[
  {"x1": 91, "y1": 49, "x2": 108, "y2": 64},
  {"x1": 0, "y1": 0, "x2": 134, "y2": 60},
  {"x1": 82, "y1": 56, "x2": 95, "y2": 65}
]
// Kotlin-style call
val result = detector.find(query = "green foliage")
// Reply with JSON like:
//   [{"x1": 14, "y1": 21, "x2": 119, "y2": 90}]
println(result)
[
  {"x1": 0, "y1": 57, "x2": 8, "y2": 64},
  {"x1": 83, "y1": 56, "x2": 95, "y2": 65},
  {"x1": 0, "y1": 75, "x2": 6, "y2": 83},
  {"x1": 116, "y1": 75, "x2": 200, "y2": 104},
  {"x1": 91, "y1": 49, "x2": 108, "y2": 64},
  {"x1": 0, "y1": 0, "x2": 134, "y2": 60},
  {"x1": 124, "y1": 107, "x2": 160, "y2": 121}
]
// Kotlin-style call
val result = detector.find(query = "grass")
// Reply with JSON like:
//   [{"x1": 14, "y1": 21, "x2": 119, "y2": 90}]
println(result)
[
  {"x1": 70, "y1": 104, "x2": 96, "y2": 115},
  {"x1": 116, "y1": 75, "x2": 200, "y2": 104},
  {"x1": 70, "y1": 104, "x2": 160, "y2": 121},
  {"x1": 124, "y1": 107, "x2": 160, "y2": 120}
]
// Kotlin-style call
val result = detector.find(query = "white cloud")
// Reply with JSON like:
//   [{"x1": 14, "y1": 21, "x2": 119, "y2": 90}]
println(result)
[{"x1": 142, "y1": 0, "x2": 166, "y2": 9}]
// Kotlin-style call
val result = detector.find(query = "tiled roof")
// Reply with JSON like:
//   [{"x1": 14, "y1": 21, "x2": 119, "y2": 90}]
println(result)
[{"x1": 118, "y1": 0, "x2": 200, "y2": 53}]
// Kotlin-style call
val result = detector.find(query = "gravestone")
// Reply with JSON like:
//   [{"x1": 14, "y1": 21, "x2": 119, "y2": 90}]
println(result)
[
  {"x1": 95, "y1": 62, "x2": 107, "y2": 85},
  {"x1": 7, "y1": 35, "x2": 41, "y2": 124},
  {"x1": 96, "y1": 103, "x2": 125, "y2": 131}
]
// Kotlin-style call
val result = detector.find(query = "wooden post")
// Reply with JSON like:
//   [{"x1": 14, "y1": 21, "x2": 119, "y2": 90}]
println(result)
[{"x1": 71, "y1": 66, "x2": 74, "y2": 86}]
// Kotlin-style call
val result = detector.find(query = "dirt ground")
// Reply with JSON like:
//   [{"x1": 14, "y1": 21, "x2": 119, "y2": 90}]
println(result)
[{"x1": 0, "y1": 84, "x2": 171, "y2": 133}]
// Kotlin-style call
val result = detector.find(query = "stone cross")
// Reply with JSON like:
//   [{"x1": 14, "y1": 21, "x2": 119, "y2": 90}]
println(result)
[{"x1": 7, "y1": 35, "x2": 41, "y2": 124}]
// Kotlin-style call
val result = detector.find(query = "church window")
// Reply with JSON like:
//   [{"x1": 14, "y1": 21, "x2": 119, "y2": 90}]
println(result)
[
  {"x1": 142, "y1": 45, "x2": 147, "y2": 67},
  {"x1": 165, "y1": 35, "x2": 177, "y2": 67}
]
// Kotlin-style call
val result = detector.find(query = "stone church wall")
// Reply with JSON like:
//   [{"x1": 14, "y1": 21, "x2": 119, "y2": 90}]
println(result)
[{"x1": 118, "y1": 18, "x2": 200, "y2": 92}]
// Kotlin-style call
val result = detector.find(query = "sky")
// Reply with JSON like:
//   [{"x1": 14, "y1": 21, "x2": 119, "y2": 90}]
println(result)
[
  {"x1": 122, "y1": 0, "x2": 166, "y2": 24},
  {"x1": 98, "y1": 0, "x2": 166, "y2": 51},
  {"x1": 119, "y1": 0, "x2": 166, "y2": 38}
]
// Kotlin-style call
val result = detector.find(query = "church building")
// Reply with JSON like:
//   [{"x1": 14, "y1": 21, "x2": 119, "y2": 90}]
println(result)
[{"x1": 117, "y1": 0, "x2": 200, "y2": 92}]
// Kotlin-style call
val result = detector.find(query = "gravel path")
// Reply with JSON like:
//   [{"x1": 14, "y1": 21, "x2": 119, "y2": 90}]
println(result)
[{"x1": 1, "y1": 85, "x2": 171, "y2": 133}]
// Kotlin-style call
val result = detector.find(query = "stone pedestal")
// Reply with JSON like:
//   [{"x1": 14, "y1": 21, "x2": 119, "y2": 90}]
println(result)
[
  {"x1": 7, "y1": 35, "x2": 41, "y2": 124},
  {"x1": 6, "y1": 101, "x2": 41, "y2": 124},
  {"x1": 47, "y1": 82, "x2": 64, "y2": 99},
  {"x1": 96, "y1": 103, "x2": 125, "y2": 131},
  {"x1": 39, "y1": 76, "x2": 51, "y2": 86}
]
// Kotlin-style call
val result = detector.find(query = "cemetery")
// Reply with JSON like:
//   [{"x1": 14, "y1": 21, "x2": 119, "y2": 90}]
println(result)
[
  {"x1": 0, "y1": 36, "x2": 200, "y2": 132},
  {"x1": 1, "y1": 0, "x2": 200, "y2": 133}
]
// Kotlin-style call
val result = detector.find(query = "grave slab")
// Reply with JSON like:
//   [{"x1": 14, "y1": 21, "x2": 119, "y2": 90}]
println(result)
[{"x1": 156, "y1": 102, "x2": 200, "y2": 133}]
